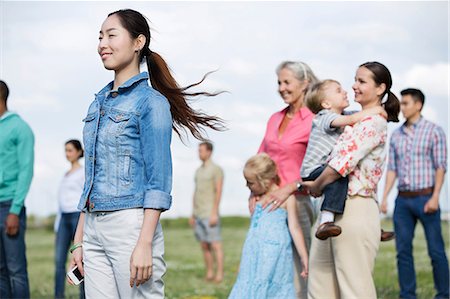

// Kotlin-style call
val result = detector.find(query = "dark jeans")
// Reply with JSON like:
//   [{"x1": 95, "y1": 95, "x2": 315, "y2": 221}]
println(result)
[
  {"x1": 55, "y1": 212, "x2": 85, "y2": 299},
  {"x1": 302, "y1": 165, "x2": 349, "y2": 214},
  {"x1": 0, "y1": 200, "x2": 30, "y2": 299},
  {"x1": 394, "y1": 194, "x2": 449, "y2": 299}
]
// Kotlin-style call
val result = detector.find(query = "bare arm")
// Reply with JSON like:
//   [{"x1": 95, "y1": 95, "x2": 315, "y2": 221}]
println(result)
[
  {"x1": 209, "y1": 177, "x2": 223, "y2": 226},
  {"x1": 261, "y1": 180, "x2": 298, "y2": 211},
  {"x1": 286, "y1": 195, "x2": 308, "y2": 278},
  {"x1": 331, "y1": 106, "x2": 386, "y2": 128},
  {"x1": 67, "y1": 212, "x2": 86, "y2": 284},
  {"x1": 130, "y1": 208, "x2": 162, "y2": 287},
  {"x1": 380, "y1": 170, "x2": 397, "y2": 213},
  {"x1": 189, "y1": 192, "x2": 196, "y2": 227}
]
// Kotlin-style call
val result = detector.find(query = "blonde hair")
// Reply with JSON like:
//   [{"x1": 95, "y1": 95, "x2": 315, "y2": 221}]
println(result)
[
  {"x1": 305, "y1": 79, "x2": 340, "y2": 114},
  {"x1": 244, "y1": 153, "x2": 281, "y2": 193}
]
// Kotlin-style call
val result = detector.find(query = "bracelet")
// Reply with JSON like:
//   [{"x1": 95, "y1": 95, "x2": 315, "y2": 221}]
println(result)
[{"x1": 69, "y1": 243, "x2": 82, "y2": 254}]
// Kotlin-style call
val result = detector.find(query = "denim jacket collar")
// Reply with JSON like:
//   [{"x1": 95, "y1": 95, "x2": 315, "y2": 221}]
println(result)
[{"x1": 96, "y1": 72, "x2": 150, "y2": 96}]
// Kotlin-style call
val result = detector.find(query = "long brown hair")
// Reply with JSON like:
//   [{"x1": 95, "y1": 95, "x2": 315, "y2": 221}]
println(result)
[
  {"x1": 109, "y1": 9, "x2": 226, "y2": 140},
  {"x1": 360, "y1": 61, "x2": 400, "y2": 122}
]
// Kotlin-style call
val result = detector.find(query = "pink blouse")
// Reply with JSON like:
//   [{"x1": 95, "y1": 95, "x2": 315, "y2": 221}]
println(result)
[
  {"x1": 328, "y1": 114, "x2": 387, "y2": 198},
  {"x1": 258, "y1": 107, "x2": 315, "y2": 187}
]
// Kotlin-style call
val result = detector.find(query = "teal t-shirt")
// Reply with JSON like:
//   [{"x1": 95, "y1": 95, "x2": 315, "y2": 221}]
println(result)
[{"x1": 0, "y1": 111, "x2": 34, "y2": 214}]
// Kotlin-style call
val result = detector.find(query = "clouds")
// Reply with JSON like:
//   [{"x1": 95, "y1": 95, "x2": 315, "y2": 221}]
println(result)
[
  {"x1": 397, "y1": 63, "x2": 449, "y2": 97},
  {"x1": 2, "y1": 2, "x2": 448, "y2": 218}
]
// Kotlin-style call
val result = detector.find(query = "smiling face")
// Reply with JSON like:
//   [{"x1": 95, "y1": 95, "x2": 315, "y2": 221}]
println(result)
[
  {"x1": 277, "y1": 68, "x2": 308, "y2": 106},
  {"x1": 321, "y1": 81, "x2": 349, "y2": 113},
  {"x1": 352, "y1": 66, "x2": 386, "y2": 107},
  {"x1": 98, "y1": 14, "x2": 142, "y2": 72}
]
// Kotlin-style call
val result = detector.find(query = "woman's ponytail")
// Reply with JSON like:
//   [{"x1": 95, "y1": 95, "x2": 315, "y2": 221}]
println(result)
[
  {"x1": 384, "y1": 90, "x2": 400, "y2": 123},
  {"x1": 145, "y1": 51, "x2": 226, "y2": 140},
  {"x1": 110, "y1": 9, "x2": 226, "y2": 141},
  {"x1": 360, "y1": 61, "x2": 400, "y2": 123}
]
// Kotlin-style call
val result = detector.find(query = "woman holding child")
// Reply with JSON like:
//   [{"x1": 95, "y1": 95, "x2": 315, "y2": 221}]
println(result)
[{"x1": 267, "y1": 61, "x2": 400, "y2": 298}]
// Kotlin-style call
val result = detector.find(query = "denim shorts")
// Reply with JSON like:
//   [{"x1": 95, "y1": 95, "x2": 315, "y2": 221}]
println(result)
[{"x1": 194, "y1": 217, "x2": 221, "y2": 243}]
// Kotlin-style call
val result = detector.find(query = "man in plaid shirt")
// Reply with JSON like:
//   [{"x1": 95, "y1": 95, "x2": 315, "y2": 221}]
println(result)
[{"x1": 381, "y1": 88, "x2": 449, "y2": 299}]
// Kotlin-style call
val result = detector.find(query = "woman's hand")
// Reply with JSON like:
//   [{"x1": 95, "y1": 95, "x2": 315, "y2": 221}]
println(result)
[
  {"x1": 262, "y1": 183, "x2": 296, "y2": 211},
  {"x1": 67, "y1": 246, "x2": 84, "y2": 285},
  {"x1": 130, "y1": 241, "x2": 153, "y2": 288},
  {"x1": 301, "y1": 181, "x2": 322, "y2": 198}
]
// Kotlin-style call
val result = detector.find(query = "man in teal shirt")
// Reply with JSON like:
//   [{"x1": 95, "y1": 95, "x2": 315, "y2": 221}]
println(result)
[{"x1": 0, "y1": 80, "x2": 34, "y2": 298}]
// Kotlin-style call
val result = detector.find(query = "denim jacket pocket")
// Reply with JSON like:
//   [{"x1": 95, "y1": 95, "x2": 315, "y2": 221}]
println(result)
[{"x1": 107, "y1": 110, "x2": 133, "y2": 136}]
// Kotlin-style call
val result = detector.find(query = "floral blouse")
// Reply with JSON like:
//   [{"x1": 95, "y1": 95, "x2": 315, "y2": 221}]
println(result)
[{"x1": 328, "y1": 114, "x2": 387, "y2": 198}]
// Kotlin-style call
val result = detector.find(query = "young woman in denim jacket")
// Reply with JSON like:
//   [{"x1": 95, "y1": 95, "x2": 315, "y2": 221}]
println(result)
[{"x1": 67, "y1": 9, "x2": 223, "y2": 298}]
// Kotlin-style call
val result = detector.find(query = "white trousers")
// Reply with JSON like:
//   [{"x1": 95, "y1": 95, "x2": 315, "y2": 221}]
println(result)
[{"x1": 83, "y1": 209, "x2": 166, "y2": 299}]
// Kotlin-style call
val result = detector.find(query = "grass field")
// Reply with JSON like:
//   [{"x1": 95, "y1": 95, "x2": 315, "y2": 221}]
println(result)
[{"x1": 27, "y1": 217, "x2": 448, "y2": 299}]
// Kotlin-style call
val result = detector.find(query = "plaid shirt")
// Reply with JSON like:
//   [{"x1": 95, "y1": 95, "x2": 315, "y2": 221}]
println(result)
[{"x1": 388, "y1": 117, "x2": 447, "y2": 191}]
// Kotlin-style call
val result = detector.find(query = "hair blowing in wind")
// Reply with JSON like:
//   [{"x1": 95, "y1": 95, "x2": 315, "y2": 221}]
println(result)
[{"x1": 110, "y1": 9, "x2": 226, "y2": 141}]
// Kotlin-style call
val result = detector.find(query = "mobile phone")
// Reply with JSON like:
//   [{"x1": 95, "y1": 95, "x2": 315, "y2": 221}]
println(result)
[{"x1": 67, "y1": 265, "x2": 84, "y2": 285}]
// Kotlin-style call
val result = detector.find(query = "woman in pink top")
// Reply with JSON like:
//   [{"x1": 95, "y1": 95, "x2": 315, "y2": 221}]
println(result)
[{"x1": 256, "y1": 61, "x2": 319, "y2": 299}]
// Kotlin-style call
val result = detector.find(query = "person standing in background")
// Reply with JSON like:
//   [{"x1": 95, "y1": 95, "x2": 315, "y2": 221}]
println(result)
[
  {"x1": 54, "y1": 140, "x2": 85, "y2": 299},
  {"x1": 0, "y1": 80, "x2": 34, "y2": 299},
  {"x1": 381, "y1": 88, "x2": 449, "y2": 299},
  {"x1": 190, "y1": 141, "x2": 224, "y2": 283}
]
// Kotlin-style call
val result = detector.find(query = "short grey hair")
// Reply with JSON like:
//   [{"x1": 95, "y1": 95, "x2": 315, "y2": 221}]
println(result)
[{"x1": 276, "y1": 61, "x2": 319, "y2": 85}]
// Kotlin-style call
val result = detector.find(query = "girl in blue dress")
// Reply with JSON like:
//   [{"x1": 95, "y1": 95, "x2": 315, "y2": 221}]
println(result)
[{"x1": 229, "y1": 153, "x2": 308, "y2": 299}]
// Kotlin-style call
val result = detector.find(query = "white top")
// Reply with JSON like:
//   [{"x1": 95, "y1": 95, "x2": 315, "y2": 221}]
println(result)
[{"x1": 57, "y1": 167, "x2": 85, "y2": 213}]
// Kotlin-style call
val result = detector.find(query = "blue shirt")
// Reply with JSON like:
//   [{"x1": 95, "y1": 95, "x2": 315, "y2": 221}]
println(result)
[{"x1": 78, "y1": 72, "x2": 173, "y2": 212}]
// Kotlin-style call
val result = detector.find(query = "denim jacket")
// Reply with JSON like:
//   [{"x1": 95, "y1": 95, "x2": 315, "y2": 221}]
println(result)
[{"x1": 78, "y1": 72, "x2": 173, "y2": 212}]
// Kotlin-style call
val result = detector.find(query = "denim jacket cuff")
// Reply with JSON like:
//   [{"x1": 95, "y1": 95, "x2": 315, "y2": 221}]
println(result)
[{"x1": 143, "y1": 189, "x2": 172, "y2": 211}]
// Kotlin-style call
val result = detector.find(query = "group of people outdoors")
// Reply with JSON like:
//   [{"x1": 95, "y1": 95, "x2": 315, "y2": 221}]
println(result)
[{"x1": 0, "y1": 8, "x2": 448, "y2": 299}]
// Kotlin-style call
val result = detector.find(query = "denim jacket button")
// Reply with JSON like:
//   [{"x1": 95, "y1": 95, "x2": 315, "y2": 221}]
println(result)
[
  {"x1": 90, "y1": 203, "x2": 94, "y2": 209},
  {"x1": 111, "y1": 92, "x2": 118, "y2": 98},
  {"x1": 100, "y1": 110, "x2": 105, "y2": 116}
]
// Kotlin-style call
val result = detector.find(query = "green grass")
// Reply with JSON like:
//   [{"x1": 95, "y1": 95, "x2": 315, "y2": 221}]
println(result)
[{"x1": 26, "y1": 218, "x2": 448, "y2": 299}]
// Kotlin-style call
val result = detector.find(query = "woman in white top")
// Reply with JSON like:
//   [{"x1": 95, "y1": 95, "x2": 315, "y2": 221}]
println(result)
[{"x1": 54, "y1": 139, "x2": 85, "y2": 299}]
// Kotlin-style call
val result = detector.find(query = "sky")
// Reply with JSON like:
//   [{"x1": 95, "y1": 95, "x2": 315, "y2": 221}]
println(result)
[{"x1": 1, "y1": 1, "x2": 448, "y2": 219}]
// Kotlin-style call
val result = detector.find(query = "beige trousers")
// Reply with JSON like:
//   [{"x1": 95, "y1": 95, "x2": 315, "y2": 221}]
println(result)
[
  {"x1": 293, "y1": 194, "x2": 315, "y2": 299},
  {"x1": 308, "y1": 195, "x2": 380, "y2": 299}
]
